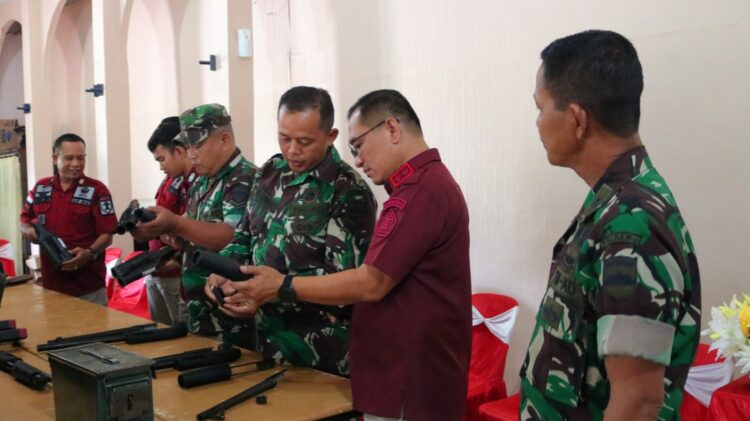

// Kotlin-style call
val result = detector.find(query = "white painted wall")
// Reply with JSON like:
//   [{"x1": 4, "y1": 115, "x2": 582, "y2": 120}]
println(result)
[
  {"x1": 178, "y1": 0, "x2": 229, "y2": 111},
  {"x1": 127, "y1": 0, "x2": 180, "y2": 203},
  {"x1": 251, "y1": 0, "x2": 750, "y2": 394},
  {"x1": 0, "y1": 28, "x2": 24, "y2": 124}
]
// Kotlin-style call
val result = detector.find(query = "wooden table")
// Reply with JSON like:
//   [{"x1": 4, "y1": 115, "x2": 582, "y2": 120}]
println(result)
[{"x1": 0, "y1": 282, "x2": 355, "y2": 420}]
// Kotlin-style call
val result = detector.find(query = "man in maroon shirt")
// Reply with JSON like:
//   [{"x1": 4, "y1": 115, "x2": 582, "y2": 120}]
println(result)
[
  {"x1": 209, "y1": 90, "x2": 472, "y2": 421},
  {"x1": 20, "y1": 133, "x2": 117, "y2": 305},
  {"x1": 145, "y1": 117, "x2": 197, "y2": 325}
]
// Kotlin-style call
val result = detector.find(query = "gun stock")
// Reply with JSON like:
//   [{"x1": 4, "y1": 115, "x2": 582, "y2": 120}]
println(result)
[
  {"x1": 33, "y1": 223, "x2": 72, "y2": 268},
  {"x1": 116, "y1": 199, "x2": 155, "y2": 234}
]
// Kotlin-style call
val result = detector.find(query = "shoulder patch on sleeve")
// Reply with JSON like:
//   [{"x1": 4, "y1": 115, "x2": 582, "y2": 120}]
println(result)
[
  {"x1": 34, "y1": 185, "x2": 53, "y2": 204},
  {"x1": 374, "y1": 197, "x2": 407, "y2": 238},
  {"x1": 601, "y1": 232, "x2": 642, "y2": 250},
  {"x1": 602, "y1": 256, "x2": 638, "y2": 299},
  {"x1": 226, "y1": 183, "x2": 250, "y2": 207},
  {"x1": 99, "y1": 197, "x2": 115, "y2": 215}
]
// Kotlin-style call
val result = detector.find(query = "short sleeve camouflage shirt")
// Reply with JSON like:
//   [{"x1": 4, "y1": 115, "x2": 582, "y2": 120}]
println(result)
[
  {"x1": 222, "y1": 147, "x2": 377, "y2": 375},
  {"x1": 520, "y1": 146, "x2": 701, "y2": 420},
  {"x1": 182, "y1": 149, "x2": 257, "y2": 291}
]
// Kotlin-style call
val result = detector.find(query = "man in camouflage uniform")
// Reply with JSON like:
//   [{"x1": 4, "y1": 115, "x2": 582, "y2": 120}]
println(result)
[
  {"x1": 208, "y1": 86, "x2": 377, "y2": 375},
  {"x1": 136, "y1": 104, "x2": 257, "y2": 349},
  {"x1": 521, "y1": 30, "x2": 701, "y2": 420}
]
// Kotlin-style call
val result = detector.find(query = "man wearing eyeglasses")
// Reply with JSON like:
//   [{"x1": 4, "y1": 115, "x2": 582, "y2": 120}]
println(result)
[
  {"x1": 208, "y1": 86, "x2": 377, "y2": 376},
  {"x1": 212, "y1": 90, "x2": 472, "y2": 421},
  {"x1": 135, "y1": 103, "x2": 257, "y2": 349}
]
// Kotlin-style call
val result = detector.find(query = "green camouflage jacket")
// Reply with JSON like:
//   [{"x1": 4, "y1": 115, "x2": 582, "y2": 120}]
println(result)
[
  {"x1": 182, "y1": 149, "x2": 257, "y2": 292},
  {"x1": 520, "y1": 146, "x2": 701, "y2": 420},
  {"x1": 222, "y1": 147, "x2": 377, "y2": 375}
]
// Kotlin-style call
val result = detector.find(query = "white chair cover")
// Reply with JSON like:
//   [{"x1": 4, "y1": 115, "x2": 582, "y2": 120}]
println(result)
[
  {"x1": 472, "y1": 305, "x2": 519, "y2": 345},
  {"x1": 683, "y1": 358, "x2": 734, "y2": 407},
  {"x1": 0, "y1": 240, "x2": 14, "y2": 260}
]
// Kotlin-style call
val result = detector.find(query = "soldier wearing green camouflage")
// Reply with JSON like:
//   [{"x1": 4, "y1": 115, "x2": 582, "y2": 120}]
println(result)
[
  {"x1": 522, "y1": 31, "x2": 700, "y2": 420},
  {"x1": 153, "y1": 103, "x2": 257, "y2": 348},
  {"x1": 219, "y1": 87, "x2": 377, "y2": 375}
]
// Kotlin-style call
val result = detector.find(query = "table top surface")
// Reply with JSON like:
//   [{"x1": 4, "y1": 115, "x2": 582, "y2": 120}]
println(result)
[{"x1": 0, "y1": 282, "x2": 353, "y2": 420}]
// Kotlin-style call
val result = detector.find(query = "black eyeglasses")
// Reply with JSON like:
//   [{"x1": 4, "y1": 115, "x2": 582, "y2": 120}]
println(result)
[{"x1": 349, "y1": 120, "x2": 386, "y2": 158}]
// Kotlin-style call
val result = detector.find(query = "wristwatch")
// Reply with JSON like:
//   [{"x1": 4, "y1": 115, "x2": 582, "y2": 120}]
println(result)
[
  {"x1": 88, "y1": 248, "x2": 100, "y2": 260},
  {"x1": 278, "y1": 274, "x2": 297, "y2": 304}
]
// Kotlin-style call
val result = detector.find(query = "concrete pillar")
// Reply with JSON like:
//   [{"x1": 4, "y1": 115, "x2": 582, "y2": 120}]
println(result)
[
  {"x1": 19, "y1": 0, "x2": 54, "y2": 182},
  {"x1": 91, "y1": 0, "x2": 132, "y2": 251}
]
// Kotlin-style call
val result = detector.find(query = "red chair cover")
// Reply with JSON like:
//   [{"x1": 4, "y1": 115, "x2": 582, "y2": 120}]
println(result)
[
  {"x1": 464, "y1": 293, "x2": 519, "y2": 421},
  {"x1": 107, "y1": 250, "x2": 150, "y2": 319},
  {"x1": 478, "y1": 392, "x2": 520, "y2": 421},
  {"x1": 0, "y1": 239, "x2": 16, "y2": 277}
]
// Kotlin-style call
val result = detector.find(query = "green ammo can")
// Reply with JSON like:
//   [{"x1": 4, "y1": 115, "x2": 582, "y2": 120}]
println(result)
[{"x1": 47, "y1": 342, "x2": 155, "y2": 421}]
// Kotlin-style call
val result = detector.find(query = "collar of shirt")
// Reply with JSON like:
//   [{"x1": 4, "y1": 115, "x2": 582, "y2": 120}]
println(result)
[
  {"x1": 577, "y1": 146, "x2": 653, "y2": 222},
  {"x1": 52, "y1": 173, "x2": 89, "y2": 192},
  {"x1": 384, "y1": 148, "x2": 441, "y2": 194},
  {"x1": 197, "y1": 148, "x2": 242, "y2": 189},
  {"x1": 278, "y1": 146, "x2": 341, "y2": 188}
]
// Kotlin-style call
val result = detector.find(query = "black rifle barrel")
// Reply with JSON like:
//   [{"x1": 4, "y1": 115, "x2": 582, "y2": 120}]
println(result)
[
  {"x1": 178, "y1": 359, "x2": 274, "y2": 389},
  {"x1": 192, "y1": 250, "x2": 247, "y2": 281},
  {"x1": 44, "y1": 323, "x2": 156, "y2": 344},
  {"x1": 0, "y1": 351, "x2": 51, "y2": 390},
  {"x1": 36, "y1": 323, "x2": 185, "y2": 352},
  {"x1": 11, "y1": 360, "x2": 52, "y2": 390},
  {"x1": 152, "y1": 347, "x2": 214, "y2": 371},
  {"x1": 175, "y1": 346, "x2": 241, "y2": 371},
  {"x1": 196, "y1": 370, "x2": 286, "y2": 420},
  {"x1": 124, "y1": 323, "x2": 188, "y2": 344}
]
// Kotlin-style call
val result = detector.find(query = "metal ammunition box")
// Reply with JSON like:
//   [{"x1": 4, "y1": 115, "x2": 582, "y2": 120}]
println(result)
[{"x1": 47, "y1": 342, "x2": 154, "y2": 421}]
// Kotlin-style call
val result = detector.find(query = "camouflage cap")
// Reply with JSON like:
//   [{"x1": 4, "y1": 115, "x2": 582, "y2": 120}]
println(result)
[{"x1": 176, "y1": 103, "x2": 232, "y2": 146}]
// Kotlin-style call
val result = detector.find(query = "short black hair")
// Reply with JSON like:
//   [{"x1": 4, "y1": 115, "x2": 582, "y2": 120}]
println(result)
[
  {"x1": 540, "y1": 30, "x2": 643, "y2": 138},
  {"x1": 147, "y1": 117, "x2": 182, "y2": 152},
  {"x1": 347, "y1": 89, "x2": 422, "y2": 135},
  {"x1": 277, "y1": 86, "x2": 335, "y2": 132},
  {"x1": 52, "y1": 133, "x2": 85, "y2": 154}
]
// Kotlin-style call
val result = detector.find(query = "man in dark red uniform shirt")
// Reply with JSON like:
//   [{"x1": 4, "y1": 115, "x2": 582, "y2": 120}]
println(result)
[
  {"x1": 20, "y1": 133, "x2": 117, "y2": 305},
  {"x1": 211, "y1": 90, "x2": 472, "y2": 421},
  {"x1": 144, "y1": 117, "x2": 197, "y2": 325}
]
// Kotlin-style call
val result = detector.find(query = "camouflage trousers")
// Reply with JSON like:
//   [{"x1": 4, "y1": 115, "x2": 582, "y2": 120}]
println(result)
[
  {"x1": 186, "y1": 298, "x2": 255, "y2": 350},
  {"x1": 256, "y1": 303, "x2": 350, "y2": 376}
]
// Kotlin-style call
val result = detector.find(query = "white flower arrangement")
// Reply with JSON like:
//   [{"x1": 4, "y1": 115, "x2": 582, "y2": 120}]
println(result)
[{"x1": 702, "y1": 294, "x2": 750, "y2": 374}]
